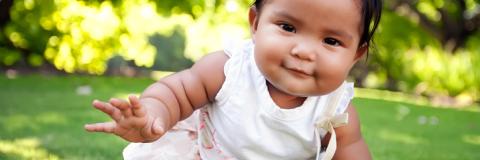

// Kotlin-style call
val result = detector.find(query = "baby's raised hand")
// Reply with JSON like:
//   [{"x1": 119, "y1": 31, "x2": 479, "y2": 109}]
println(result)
[{"x1": 84, "y1": 95, "x2": 165, "y2": 142}]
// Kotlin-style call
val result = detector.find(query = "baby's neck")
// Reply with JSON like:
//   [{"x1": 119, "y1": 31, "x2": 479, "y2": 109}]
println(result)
[{"x1": 266, "y1": 82, "x2": 307, "y2": 109}]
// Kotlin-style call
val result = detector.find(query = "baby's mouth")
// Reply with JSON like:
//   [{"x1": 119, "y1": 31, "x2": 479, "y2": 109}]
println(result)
[
  {"x1": 288, "y1": 67, "x2": 311, "y2": 76},
  {"x1": 283, "y1": 64, "x2": 313, "y2": 78}
]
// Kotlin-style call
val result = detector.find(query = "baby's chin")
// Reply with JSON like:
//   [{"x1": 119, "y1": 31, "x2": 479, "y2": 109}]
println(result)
[
  {"x1": 276, "y1": 84, "x2": 329, "y2": 97},
  {"x1": 266, "y1": 78, "x2": 332, "y2": 97},
  {"x1": 286, "y1": 90, "x2": 330, "y2": 97}
]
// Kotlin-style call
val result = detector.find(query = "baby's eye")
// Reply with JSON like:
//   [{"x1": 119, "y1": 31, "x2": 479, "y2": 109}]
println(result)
[
  {"x1": 279, "y1": 23, "x2": 296, "y2": 33},
  {"x1": 324, "y1": 38, "x2": 341, "y2": 46}
]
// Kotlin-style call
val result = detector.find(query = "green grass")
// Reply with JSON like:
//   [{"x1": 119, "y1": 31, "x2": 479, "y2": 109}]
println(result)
[
  {"x1": 353, "y1": 98, "x2": 480, "y2": 159},
  {"x1": 0, "y1": 74, "x2": 154, "y2": 160},
  {"x1": 1, "y1": 75, "x2": 479, "y2": 159}
]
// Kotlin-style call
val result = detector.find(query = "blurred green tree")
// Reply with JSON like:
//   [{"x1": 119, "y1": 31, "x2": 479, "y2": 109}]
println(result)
[
  {"x1": 355, "y1": 0, "x2": 480, "y2": 103},
  {"x1": 385, "y1": 0, "x2": 480, "y2": 53},
  {"x1": 0, "y1": 0, "x2": 251, "y2": 74}
]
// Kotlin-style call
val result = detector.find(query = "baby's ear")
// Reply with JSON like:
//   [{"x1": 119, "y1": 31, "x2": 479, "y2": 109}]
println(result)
[
  {"x1": 354, "y1": 43, "x2": 368, "y2": 61},
  {"x1": 248, "y1": 6, "x2": 259, "y2": 35}
]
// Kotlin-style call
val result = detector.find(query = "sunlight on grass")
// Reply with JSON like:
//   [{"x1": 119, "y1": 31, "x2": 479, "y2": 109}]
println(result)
[
  {"x1": 462, "y1": 135, "x2": 480, "y2": 145},
  {"x1": 35, "y1": 112, "x2": 68, "y2": 125},
  {"x1": 2, "y1": 115, "x2": 35, "y2": 132},
  {"x1": 0, "y1": 138, "x2": 59, "y2": 160},
  {"x1": 355, "y1": 88, "x2": 480, "y2": 112},
  {"x1": 150, "y1": 70, "x2": 174, "y2": 81},
  {"x1": 355, "y1": 88, "x2": 430, "y2": 106},
  {"x1": 2, "y1": 113, "x2": 67, "y2": 133},
  {"x1": 379, "y1": 129, "x2": 426, "y2": 144}
]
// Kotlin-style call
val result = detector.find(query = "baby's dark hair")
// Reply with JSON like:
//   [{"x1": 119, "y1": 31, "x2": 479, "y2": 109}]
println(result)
[{"x1": 253, "y1": 0, "x2": 382, "y2": 47}]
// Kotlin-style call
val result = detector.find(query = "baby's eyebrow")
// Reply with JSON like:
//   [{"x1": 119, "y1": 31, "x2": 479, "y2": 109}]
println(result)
[{"x1": 273, "y1": 10, "x2": 303, "y2": 26}]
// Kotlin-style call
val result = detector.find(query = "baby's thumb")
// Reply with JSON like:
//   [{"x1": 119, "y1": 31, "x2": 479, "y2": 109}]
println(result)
[{"x1": 151, "y1": 117, "x2": 166, "y2": 135}]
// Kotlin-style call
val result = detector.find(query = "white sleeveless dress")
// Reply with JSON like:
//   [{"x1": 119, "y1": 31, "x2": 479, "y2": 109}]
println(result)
[{"x1": 123, "y1": 39, "x2": 354, "y2": 160}]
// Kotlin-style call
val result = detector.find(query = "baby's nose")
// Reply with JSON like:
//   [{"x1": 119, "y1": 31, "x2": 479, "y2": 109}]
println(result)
[{"x1": 290, "y1": 44, "x2": 316, "y2": 61}]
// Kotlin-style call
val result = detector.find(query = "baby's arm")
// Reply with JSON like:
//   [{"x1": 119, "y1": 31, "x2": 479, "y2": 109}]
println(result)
[
  {"x1": 331, "y1": 104, "x2": 372, "y2": 160},
  {"x1": 85, "y1": 51, "x2": 228, "y2": 142}
]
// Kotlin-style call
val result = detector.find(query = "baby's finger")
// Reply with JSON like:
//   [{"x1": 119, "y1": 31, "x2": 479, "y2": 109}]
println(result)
[
  {"x1": 92, "y1": 100, "x2": 122, "y2": 122},
  {"x1": 84, "y1": 121, "x2": 117, "y2": 133},
  {"x1": 110, "y1": 98, "x2": 133, "y2": 118},
  {"x1": 140, "y1": 117, "x2": 164, "y2": 141},
  {"x1": 128, "y1": 95, "x2": 146, "y2": 117},
  {"x1": 151, "y1": 117, "x2": 165, "y2": 135}
]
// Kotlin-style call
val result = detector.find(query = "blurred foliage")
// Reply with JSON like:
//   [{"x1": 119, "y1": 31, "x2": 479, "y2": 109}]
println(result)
[
  {"x1": 1, "y1": 0, "x2": 251, "y2": 74},
  {"x1": 0, "y1": 0, "x2": 479, "y2": 102},
  {"x1": 384, "y1": 0, "x2": 480, "y2": 52},
  {"x1": 368, "y1": 8, "x2": 480, "y2": 102}
]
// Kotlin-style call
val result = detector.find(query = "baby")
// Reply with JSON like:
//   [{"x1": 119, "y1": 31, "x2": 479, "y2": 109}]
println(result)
[{"x1": 85, "y1": 0, "x2": 382, "y2": 159}]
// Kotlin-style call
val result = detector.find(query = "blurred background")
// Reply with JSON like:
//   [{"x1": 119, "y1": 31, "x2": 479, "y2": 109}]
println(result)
[{"x1": 0, "y1": 0, "x2": 479, "y2": 159}]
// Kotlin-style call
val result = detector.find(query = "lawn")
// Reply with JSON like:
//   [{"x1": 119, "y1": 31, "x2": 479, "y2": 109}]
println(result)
[{"x1": 0, "y1": 75, "x2": 479, "y2": 159}]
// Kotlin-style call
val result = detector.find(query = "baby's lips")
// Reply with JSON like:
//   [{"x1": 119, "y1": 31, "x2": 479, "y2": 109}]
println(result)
[{"x1": 283, "y1": 60, "x2": 314, "y2": 75}]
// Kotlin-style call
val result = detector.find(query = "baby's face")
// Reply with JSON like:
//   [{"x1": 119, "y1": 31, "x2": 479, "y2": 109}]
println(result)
[{"x1": 251, "y1": 0, "x2": 365, "y2": 96}]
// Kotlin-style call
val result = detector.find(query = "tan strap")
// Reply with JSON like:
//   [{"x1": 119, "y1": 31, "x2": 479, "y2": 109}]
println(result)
[
  {"x1": 315, "y1": 113, "x2": 349, "y2": 160},
  {"x1": 315, "y1": 82, "x2": 350, "y2": 160}
]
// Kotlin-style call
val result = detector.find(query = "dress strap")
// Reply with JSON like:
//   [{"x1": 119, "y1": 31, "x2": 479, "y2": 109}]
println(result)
[{"x1": 314, "y1": 82, "x2": 350, "y2": 160}]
